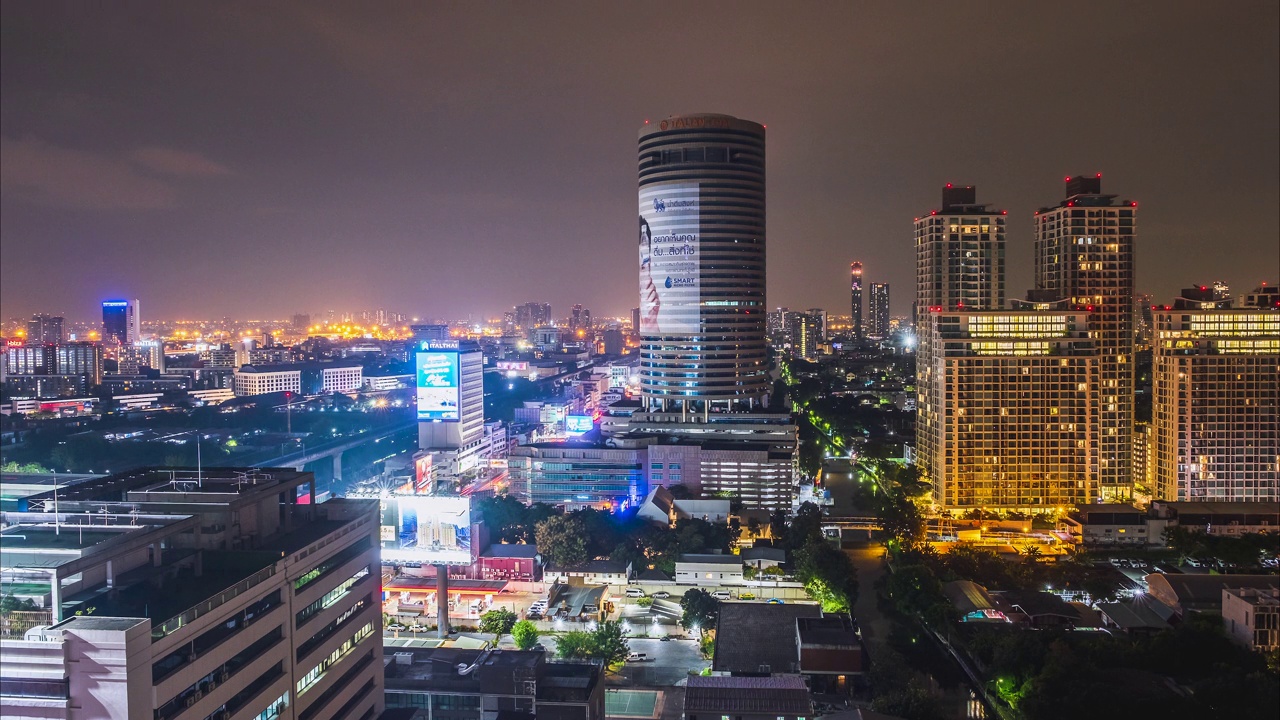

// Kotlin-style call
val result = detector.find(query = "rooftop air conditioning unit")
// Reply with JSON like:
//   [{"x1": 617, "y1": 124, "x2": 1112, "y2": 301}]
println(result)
[{"x1": 394, "y1": 652, "x2": 413, "y2": 665}]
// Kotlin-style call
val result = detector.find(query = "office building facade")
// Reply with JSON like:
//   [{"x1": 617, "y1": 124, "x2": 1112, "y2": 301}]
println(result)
[
  {"x1": 869, "y1": 283, "x2": 890, "y2": 338},
  {"x1": 1035, "y1": 175, "x2": 1136, "y2": 498},
  {"x1": 637, "y1": 113, "x2": 769, "y2": 411},
  {"x1": 0, "y1": 468, "x2": 383, "y2": 720},
  {"x1": 101, "y1": 300, "x2": 132, "y2": 344},
  {"x1": 920, "y1": 311, "x2": 1100, "y2": 511},
  {"x1": 1151, "y1": 307, "x2": 1279, "y2": 501}
]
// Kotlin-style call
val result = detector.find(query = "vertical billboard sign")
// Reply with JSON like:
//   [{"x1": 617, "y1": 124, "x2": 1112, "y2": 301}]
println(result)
[
  {"x1": 639, "y1": 182, "x2": 700, "y2": 334},
  {"x1": 416, "y1": 351, "x2": 460, "y2": 420}
]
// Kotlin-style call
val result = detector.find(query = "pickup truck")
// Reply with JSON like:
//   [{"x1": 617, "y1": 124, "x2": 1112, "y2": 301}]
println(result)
[{"x1": 625, "y1": 652, "x2": 653, "y2": 662}]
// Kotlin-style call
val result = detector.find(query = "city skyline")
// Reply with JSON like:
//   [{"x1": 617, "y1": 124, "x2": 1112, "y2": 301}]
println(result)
[{"x1": 3, "y1": 2, "x2": 1277, "y2": 319}]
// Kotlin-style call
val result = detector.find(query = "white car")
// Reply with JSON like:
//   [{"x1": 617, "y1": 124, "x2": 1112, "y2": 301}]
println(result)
[
  {"x1": 711, "y1": 591, "x2": 732, "y2": 600},
  {"x1": 625, "y1": 587, "x2": 646, "y2": 598}
]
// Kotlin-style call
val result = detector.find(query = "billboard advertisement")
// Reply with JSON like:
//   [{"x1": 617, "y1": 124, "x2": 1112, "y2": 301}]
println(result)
[
  {"x1": 639, "y1": 182, "x2": 700, "y2": 334},
  {"x1": 416, "y1": 351, "x2": 460, "y2": 420},
  {"x1": 380, "y1": 495, "x2": 473, "y2": 566},
  {"x1": 565, "y1": 414, "x2": 594, "y2": 436}
]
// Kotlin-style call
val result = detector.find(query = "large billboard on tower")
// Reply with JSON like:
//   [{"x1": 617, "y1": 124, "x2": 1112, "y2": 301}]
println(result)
[
  {"x1": 416, "y1": 351, "x2": 460, "y2": 420},
  {"x1": 639, "y1": 182, "x2": 700, "y2": 334},
  {"x1": 379, "y1": 495, "x2": 473, "y2": 566}
]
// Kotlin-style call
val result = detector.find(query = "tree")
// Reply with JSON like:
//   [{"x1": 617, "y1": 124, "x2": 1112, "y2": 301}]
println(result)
[
  {"x1": 795, "y1": 540, "x2": 858, "y2": 612},
  {"x1": 555, "y1": 630, "x2": 593, "y2": 659},
  {"x1": 554, "y1": 622, "x2": 629, "y2": 667},
  {"x1": 667, "y1": 483, "x2": 692, "y2": 500},
  {"x1": 535, "y1": 514, "x2": 589, "y2": 567},
  {"x1": 479, "y1": 607, "x2": 517, "y2": 642},
  {"x1": 587, "y1": 620, "x2": 630, "y2": 667},
  {"x1": 476, "y1": 495, "x2": 536, "y2": 543},
  {"x1": 680, "y1": 588, "x2": 719, "y2": 631},
  {"x1": 511, "y1": 620, "x2": 540, "y2": 650}
]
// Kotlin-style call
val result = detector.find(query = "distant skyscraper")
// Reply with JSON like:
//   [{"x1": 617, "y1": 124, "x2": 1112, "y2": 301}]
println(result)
[
  {"x1": 514, "y1": 302, "x2": 552, "y2": 331},
  {"x1": 291, "y1": 313, "x2": 311, "y2": 330},
  {"x1": 26, "y1": 314, "x2": 64, "y2": 344},
  {"x1": 637, "y1": 113, "x2": 769, "y2": 410},
  {"x1": 569, "y1": 304, "x2": 591, "y2": 331},
  {"x1": 1035, "y1": 175, "x2": 1137, "y2": 498},
  {"x1": 914, "y1": 185, "x2": 1006, "y2": 321},
  {"x1": 806, "y1": 308, "x2": 827, "y2": 343},
  {"x1": 1134, "y1": 293, "x2": 1155, "y2": 346},
  {"x1": 1211, "y1": 280, "x2": 1230, "y2": 301},
  {"x1": 101, "y1": 300, "x2": 131, "y2": 344},
  {"x1": 130, "y1": 297, "x2": 141, "y2": 343},
  {"x1": 849, "y1": 262, "x2": 864, "y2": 340},
  {"x1": 1152, "y1": 304, "x2": 1279, "y2": 501},
  {"x1": 868, "y1": 284, "x2": 890, "y2": 337}
]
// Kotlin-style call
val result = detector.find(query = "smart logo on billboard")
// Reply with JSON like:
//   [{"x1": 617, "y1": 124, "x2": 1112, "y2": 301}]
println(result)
[
  {"x1": 639, "y1": 182, "x2": 700, "y2": 335},
  {"x1": 416, "y1": 351, "x2": 460, "y2": 421}
]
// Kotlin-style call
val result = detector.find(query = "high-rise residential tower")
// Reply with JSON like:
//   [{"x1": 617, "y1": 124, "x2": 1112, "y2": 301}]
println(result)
[
  {"x1": 915, "y1": 186, "x2": 1007, "y2": 502},
  {"x1": 1152, "y1": 296, "x2": 1279, "y2": 501},
  {"x1": 849, "y1": 262, "x2": 864, "y2": 340},
  {"x1": 914, "y1": 185, "x2": 1006, "y2": 320},
  {"x1": 1035, "y1": 175, "x2": 1137, "y2": 498},
  {"x1": 869, "y1": 283, "x2": 890, "y2": 337},
  {"x1": 637, "y1": 113, "x2": 769, "y2": 411},
  {"x1": 921, "y1": 310, "x2": 1100, "y2": 510},
  {"x1": 26, "y1": 314, "x2": 64, "y2": 344}
]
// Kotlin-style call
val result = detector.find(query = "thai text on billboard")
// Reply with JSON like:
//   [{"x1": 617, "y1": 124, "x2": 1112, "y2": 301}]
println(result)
[
  {"x1": 639, "y1": 182, "x2": 700, "y2": 334},
  {"x1": 416, "y1": 351, "x2": 459, "y2": 420},
  {"x1": 380, "y1": 495, "x2": 473, "y2": 566}
]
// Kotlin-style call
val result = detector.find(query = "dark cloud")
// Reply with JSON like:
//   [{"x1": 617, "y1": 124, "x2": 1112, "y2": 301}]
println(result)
[
  {"x1": 1, "y1": 1, "x2": 1277, "y2": 320},
  {"x1": 1, "y1": 135, "x2": 179, "y2": 209}
]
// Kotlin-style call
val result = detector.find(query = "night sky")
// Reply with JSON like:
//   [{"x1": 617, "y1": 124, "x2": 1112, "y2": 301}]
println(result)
[{"x1": 2, "y1": 1, "x2": 1277, "y2": 321}]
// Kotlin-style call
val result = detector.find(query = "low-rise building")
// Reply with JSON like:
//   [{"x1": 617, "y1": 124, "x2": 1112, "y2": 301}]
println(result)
[
  {"x1": 473, "y1": 543, "x2": 541, "y2": 582},
  {"x1": 383, "y1": 647, "x2": 605, "y2": 719},
  {"x1": 233, "y1": 361, "x2": 363, "y2": 397},
  {"x1": 796, "y1": 614, "x2": 866, "y2": 694},
  {"x1": 1149, "y1": 501, "x2": 1280, "y2": 536},
  {"x1": 1145, "y1": 573, "x2": 1280, "y2": 616},
  {"x1": 742, "y1": 546, "x2": 786, "y2": 571},
  {"x1": 682, "y1": 674, "x2": 812, "y2": 720},
  {"x1": 1222, "y1": 587, "x2": 1280, "y2": 653},
  {"x1": 544, "y1": 560, "x2": 631, "y2": 587},
  {"x1": 675, "y1": 554, "x2": 744, "y2": 586},
  {"x1": 1063, "y1": 504, "x2": 1159, "y2": 546}
]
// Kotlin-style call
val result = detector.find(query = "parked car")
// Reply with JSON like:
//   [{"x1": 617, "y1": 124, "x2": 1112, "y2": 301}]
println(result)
[
  {"x1": 711, "y1": 591, "x2": 732, "y2": 600},
  {"x1": 652, "y1": 591, "x2": 671, "y2": 599},
  {"x1": 625, "y1": 652, "x2": 651, "y2": 662},
  {"x1": 739, "y1": 592, "x2": 756, "y2": 600},
  {"x1": 625, "y1": 587, "x2": 646, "y2": 598},
  {"x1": 766, "y1": 598, "x2": 785, "y2": 604}
]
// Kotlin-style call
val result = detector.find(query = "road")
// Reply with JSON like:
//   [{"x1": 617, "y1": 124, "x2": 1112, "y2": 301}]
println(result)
[{"x1": 825, "y1": 464, "x2": 893, "y2": 651}]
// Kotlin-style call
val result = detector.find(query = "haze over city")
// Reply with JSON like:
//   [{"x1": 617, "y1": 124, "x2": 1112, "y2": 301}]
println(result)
[
  {"x1": 2, "y1": 5, "x2": 1280, "y2": 720},
  {"x1": 3, "y1": 0, "x2": 1277, "y2": 320}
]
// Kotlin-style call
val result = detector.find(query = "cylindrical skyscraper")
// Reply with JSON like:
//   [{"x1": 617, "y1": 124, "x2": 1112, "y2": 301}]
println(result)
[{"x1": 637, "y1": 114, "x2": 769, "y2": 411}]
